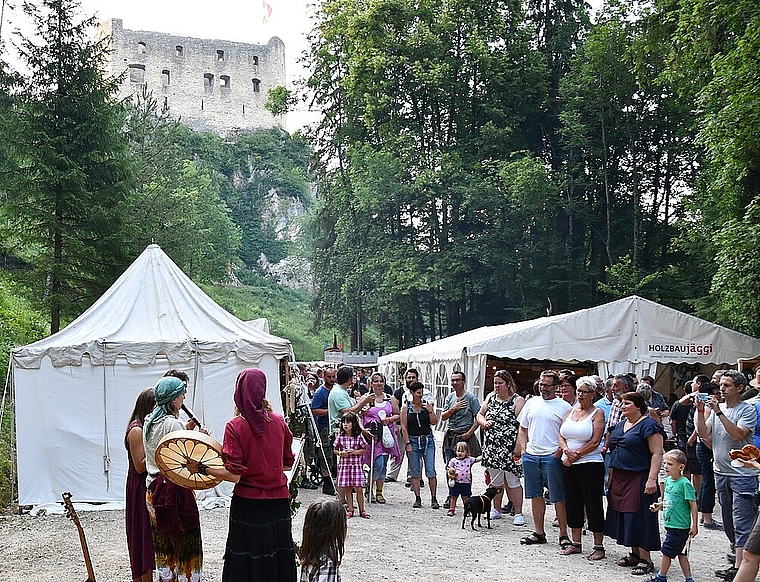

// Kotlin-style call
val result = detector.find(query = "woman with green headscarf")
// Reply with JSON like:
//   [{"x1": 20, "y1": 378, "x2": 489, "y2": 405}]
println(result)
[{"x1": 143, "y1": 375, "x2": 204, "y2": 582}]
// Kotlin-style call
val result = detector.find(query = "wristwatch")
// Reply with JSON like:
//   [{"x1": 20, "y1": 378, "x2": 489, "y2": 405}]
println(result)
[{"x1": 716, "y1": 410, "x2": 724, "y2": 417}]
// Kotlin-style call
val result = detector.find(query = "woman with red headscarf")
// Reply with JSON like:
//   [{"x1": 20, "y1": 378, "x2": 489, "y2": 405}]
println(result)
[{"x1": 204, "y1": 368, "x2": 297, "y2": 582}]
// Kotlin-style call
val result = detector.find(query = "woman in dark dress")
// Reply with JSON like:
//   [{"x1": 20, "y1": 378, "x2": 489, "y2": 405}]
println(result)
[
  {"x1": 605, "y1": 391, "x2": 665, "y2": 575},
  {"x1": 125, "y1": 387, "x2": 156, "y2": 582}
]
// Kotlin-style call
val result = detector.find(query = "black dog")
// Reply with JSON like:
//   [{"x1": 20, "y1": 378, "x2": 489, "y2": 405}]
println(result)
[{"x1": 462, "y1": 486, "x2": 500, "y2": 530}]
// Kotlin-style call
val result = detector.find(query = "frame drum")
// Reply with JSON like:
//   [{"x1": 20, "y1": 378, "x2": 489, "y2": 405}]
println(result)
[{"x1": 155, "y1": 430, "x2": 225, "y2": 490}]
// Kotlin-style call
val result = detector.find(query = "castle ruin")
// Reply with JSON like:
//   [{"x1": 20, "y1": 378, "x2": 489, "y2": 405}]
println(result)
[{"x1": 98, "y1": 19, "x2": 286, "y2": 135}]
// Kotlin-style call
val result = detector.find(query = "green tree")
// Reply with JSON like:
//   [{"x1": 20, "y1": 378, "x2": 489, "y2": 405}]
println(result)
[
  {"x1": 124, "y1": 89, "x2": 240, "y2": 280},
  {"x1": 306, "y1": 0, "x2": 549, "y2": 349},
  {"x1": 665, "y1": 0, "x2": 760, "y2": 332},
  {"x1": 0, "y1": 0, "x2": 133, "y2": 332}
]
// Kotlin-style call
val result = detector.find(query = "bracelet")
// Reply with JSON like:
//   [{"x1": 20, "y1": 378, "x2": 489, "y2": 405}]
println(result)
[{"x1": 716, "y1": 410, "x2": 724, "y2": 417}]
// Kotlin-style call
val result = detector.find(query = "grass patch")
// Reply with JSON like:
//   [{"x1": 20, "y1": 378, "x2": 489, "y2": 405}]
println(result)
[{"x1": 202, "y1": 278, "x2": 324, "y2": 361}]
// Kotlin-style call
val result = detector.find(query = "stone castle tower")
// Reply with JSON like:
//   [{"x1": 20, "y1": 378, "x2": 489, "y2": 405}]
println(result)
[{"x1": 97, "y1": 19, "x2": 286, "y2": 135}]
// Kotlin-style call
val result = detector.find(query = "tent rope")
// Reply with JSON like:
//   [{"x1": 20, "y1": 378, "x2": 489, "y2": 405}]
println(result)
[{"x1": 102, "y1": 341, "x2": 110, "y2": 491}]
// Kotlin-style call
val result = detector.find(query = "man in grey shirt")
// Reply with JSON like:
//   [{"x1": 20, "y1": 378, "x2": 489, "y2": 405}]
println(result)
[{"x1": 697, "y1": 370, "x2": 758, "y2": 581}]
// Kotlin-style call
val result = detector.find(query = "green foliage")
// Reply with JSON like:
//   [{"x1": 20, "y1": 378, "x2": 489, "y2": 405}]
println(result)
[
  {"x1": 0, "y1": 0, "x2": 134, "y2": 333},
  {"x1": 265, "y1": 86, "x2": 296, "y2": 117},
  {"x1": 0, "y1": 273, "x2": 47, "y2": 510},
  {"x1": 202, "y1": 280, "x2": 324, "y2": 361}
]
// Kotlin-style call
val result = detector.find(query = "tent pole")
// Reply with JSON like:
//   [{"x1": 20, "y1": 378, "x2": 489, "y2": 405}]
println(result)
[{"x1": 192, "y1": 341, "x2": 200, "y2": 411}]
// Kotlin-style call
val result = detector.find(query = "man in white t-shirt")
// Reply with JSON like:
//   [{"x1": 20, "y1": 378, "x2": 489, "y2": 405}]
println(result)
[{"x1": 516, "y1": 370, "x2": 571, "y2": 547}]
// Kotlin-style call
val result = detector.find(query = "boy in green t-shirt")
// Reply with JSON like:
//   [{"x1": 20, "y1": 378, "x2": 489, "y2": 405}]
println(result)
[{"x1": 648, "y1": 449, "x2": 699, "y2": 582}]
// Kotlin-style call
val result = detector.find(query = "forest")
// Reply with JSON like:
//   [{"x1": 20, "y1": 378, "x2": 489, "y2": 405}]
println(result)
[
  {"x1": 305, "y1": 0, "x2": 760, "y2": 353},
  {"x1": 0, "y1": 0, "x2": 758, "y2": 360}
]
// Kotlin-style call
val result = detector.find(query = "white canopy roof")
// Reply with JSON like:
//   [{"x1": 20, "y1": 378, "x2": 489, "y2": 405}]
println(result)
[
  {"x1": 380, "y1": 295, "x2": 760, "y2": 367},
  {"x1": 12, "y1": 244, "x2": 293, "y2": 368}
]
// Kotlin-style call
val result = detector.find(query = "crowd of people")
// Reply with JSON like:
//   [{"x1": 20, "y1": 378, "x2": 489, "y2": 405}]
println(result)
[
  {"x1": 124, "y1": 362, "x2": 760, "y2": 582},
  {"x1": 296, "y1": 363, "x2": 760, "y2": 582}
]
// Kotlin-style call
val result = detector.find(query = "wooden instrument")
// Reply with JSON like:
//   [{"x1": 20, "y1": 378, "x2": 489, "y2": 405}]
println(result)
[
  {"x1": 62, "y1": 492, "x2": 96, "y2": 582},
  {"x1": 181, "y1": 404, "x2": 205, "y2": 431},
  {"x1": 155, "y1": 430, "x2": 225, "y2": 490}
]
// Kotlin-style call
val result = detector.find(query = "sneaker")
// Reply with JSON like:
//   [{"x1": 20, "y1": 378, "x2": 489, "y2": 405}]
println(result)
[
  {"x1": 513, "y1": 513, "x2": 525, "y2": 526},
  {"x1": 643, "y1": 575, "x2": 667, "y2": 582},
  {"x1": 420, "y1": 479, "x2": 426, "y2": 488},
  {"x1": 299, "y1": 480, "x2": 318, "y2": 490},
  {"x1": 447, "y1": 508, "x2": 455, "y2": 517},
  {"x1": 322, "y1": 482, "x2": 335, "y2": 496},
  {"x1": 715, "y1": 567, "x2": 738, "y2": 580},
  {"x1": 405, "y1": 477, "x2": 412, "y2": 488},
  {"x1": 431, "y1": 498, "x2": 440, "y2": 509},
  {"x1": 386, "y1": 477, "x2": 397, "y2": 482},
  {"x1": 502, "y1": 500, "x2": 515, "y2": 515},
  {"x1": 412, "y1": 497, "x2": 422, "y2": 508},
  {"x1": 704, "y1": 520, "x2": 724, "y2": 530},
  {"x1": 490, "y1": 509, "x2": 502, "y2": 520}
]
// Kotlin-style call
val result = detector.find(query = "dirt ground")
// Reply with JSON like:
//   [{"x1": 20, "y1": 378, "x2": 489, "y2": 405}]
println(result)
[{"x1": 0, "y1": 460, "x2": 735, "y2": 581}]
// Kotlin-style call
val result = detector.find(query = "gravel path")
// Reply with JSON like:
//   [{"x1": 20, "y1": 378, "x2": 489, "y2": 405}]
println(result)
[{"x1": 0, "y1": 461, "x2": 734, "y2": 581}]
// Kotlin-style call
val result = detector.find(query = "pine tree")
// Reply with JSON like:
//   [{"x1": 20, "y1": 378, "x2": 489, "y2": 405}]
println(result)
[{"x1": 0, "y1": 0, "x2": 134, "y2": 332}]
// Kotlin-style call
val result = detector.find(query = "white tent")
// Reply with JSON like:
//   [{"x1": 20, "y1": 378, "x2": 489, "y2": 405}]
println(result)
[
  {"x1": 12, "y1": 244, "x2": 294, "y2": 507},
  {"x1": 378, "y1": 295, "x2": 760, "y2": 404}
]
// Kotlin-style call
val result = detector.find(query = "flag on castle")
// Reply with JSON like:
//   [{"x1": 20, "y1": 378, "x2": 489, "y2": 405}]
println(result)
[{"x1": 263, "y1": 0, "x2": 273, "y2": 22}]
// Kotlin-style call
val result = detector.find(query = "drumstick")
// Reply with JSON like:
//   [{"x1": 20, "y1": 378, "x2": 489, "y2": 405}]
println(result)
[{"x1": 181, "y1": 404, "x2": 205, "y2": 430}]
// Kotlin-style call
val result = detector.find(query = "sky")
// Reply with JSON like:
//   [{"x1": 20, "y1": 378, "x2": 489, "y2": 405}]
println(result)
[{"x1": 1, "y1": 0, "x2": 603, "y2": 131}]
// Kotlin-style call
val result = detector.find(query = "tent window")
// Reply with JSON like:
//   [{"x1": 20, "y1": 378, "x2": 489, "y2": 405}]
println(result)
[
  {"x1": 252, "y1": 55, "x2": 259, "y2": 65},
  {"x1": 161, "y1": 70, "x2": 170, "y2": 86},
  {"x1": 252, "y1": 78, "x2": 260, "y2": 93},
  {"x1": 137, "y1": 41, "x2": 147, "y2": 54},
  {"x1": 176, "y1": 45, "x2": 184, "y2": 57}
]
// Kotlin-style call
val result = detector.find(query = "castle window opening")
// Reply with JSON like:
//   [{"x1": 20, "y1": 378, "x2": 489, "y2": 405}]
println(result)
[
  {"x1": 161, "y1": 70, "x2": 170, "y2": 86},
  {"x1": 128, "y1": 64, "x2": 145, "y2": 84},
  {"x1": 175, "y1": 45, "x2": 184, "y2": 57},
  {"x1": 204, "y1": 73, "x2": 214, "y2": 92},
  {"x1": 252, "y1": 78, "x2": 261, "y2": 93},
  {"x1": 220, "y1": 75, "x2": 231, "y2": 90},
  {"x1": 138, "y1": 41, "x2": 147, "y2": 54},
  {"x1": 252, "y1": 56, "x2": 259, "y2": 65},
  {"x1": 217, "y1": 50, "x2": 225, "y2": 61}
]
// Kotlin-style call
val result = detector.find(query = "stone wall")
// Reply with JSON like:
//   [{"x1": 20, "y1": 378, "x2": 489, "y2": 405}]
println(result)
[{"x1": 98, "y1": 19, "x2": 286, "y2": 135}]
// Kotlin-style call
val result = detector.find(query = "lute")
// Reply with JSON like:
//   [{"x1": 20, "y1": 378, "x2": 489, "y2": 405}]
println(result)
[{"x1": 62, "y1": 492, "x2": 96, "y2": 582}]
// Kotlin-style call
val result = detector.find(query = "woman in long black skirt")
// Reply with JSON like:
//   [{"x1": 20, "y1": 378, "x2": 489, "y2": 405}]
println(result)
[{"x1": 202, "y1": 368, "x2": 297, "y2": 581}]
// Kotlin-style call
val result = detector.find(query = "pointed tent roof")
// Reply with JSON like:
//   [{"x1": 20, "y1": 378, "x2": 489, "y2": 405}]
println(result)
[
  {"x1": 380, "y1": 296, "x2": 760, "y2": 366},
  {"x1": 12, "y1": 244, "x2": 293, "y2": 368}
]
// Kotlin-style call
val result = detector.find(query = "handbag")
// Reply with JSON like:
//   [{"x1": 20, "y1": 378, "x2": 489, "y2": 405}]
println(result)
[{"x1": 382, "y1": 425, "x2": 395, "y2": 448}]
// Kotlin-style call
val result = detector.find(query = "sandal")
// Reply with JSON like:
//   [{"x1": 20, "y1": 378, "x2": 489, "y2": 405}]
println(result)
[
  {"x1": 558, "y1": 535, "x2": 573, "y2": 549},
  {"x1": 617, "y1": 553, "x2": 641, "y2": 567},
  {"x1": 520, "y1": 531, "x2": 547, "y2": 545},
  {"x1": 346, "y1": 510, "x2": 354, "y2": 518},
  {"x1": 631, "y1": 561, "x2": 654, "y2": 575},
  {"x1": 359, "y1": 511, "x2": 371, "y2": 519},
  {"x1": 587, "y1": 545, "x2": 606, "y2": 561},
  {"x1": 560, "y1": 542, "x2": 581, "y2": 555}
]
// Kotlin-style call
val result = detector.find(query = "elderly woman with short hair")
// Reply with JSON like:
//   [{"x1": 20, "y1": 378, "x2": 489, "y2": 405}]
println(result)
[{"x1": 557, "y1": 376, "x2": 606, "y2": 560}]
